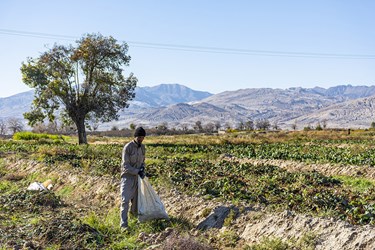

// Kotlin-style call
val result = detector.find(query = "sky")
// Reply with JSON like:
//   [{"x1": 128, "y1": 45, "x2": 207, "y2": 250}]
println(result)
[{"x1": 1, "y1": 0, "x2": 375, "y2": 98}]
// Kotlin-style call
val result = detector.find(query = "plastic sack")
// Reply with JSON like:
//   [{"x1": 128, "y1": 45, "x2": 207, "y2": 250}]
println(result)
[
  {"x1": 137, "y1": 176, "x2": 169, "y2": 222},
  {"x1": 27, "y1": 179, "x2": 53, "y2": 191},
  {"x1": 27, "y1": 182, "x2": 47, "y2": 191}
]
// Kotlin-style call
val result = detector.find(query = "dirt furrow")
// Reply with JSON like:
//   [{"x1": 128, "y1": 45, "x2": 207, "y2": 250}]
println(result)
[{"x1": 223, "y1": 156, "x2": 375, "y2": 180}]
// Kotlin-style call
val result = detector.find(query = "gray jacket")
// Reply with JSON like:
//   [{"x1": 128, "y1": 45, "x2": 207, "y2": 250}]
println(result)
[{"x1": 121, "y1": 140, "x2": 146, "y2": 178}]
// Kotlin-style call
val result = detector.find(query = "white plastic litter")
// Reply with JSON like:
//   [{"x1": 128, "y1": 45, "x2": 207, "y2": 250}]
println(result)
[
  {"x1": 27, "y1": 182, "x2": 47, "y2": 191},
  {"x1": 27, "y1": 179, "x2": 53, "y2": 191},
  {"x1": 137, "y1": 176, "x2": 169, "y2": 222}
]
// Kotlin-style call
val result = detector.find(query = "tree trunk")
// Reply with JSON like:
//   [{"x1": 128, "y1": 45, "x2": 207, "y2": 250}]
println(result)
[{"x1": 76, "y1": 117, "x2": 87, "y2": 144}]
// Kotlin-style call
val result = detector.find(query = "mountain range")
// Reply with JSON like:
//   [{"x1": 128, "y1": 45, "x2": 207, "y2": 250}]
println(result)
[{"x1": 1, "y1": 83, "x2": 375, "y2": 131}]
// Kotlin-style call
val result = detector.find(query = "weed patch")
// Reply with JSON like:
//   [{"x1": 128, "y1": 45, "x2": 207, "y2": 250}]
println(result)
[
  {"x1": 335, "y1": 175, "x2": 375, "y2": 192},
  {"x1": 0, "y1": 190, "x2": 63, "y2": 213},
  {"x1": 245, "y1": 237, "x2": 290, "y2": 250},
  {"x1": 34, "y1": 212, "x2": 104, "y2": 249},
  {"x1": 57, "y1": 185, "x2": 74, "y2": 198}
]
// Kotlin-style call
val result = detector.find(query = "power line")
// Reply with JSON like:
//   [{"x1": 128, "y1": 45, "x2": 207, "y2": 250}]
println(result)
[
  {"x1": 127, "y1": 40, "x2": 375, "y2": 59},
  {"x1": 0, "y1": 29, "x2": 76, "y2": 41},
  {"x1": 130, "y1": 44, "x2": 375, "y2": 59},
  {"x1": 1, "y1": 28, "x2": 375, "y2": 59}
]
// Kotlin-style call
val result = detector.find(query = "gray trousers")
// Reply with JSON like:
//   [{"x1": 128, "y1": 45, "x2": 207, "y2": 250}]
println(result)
[{"x1": 120, "y1": 175, "x2": 138, "y2": 228}]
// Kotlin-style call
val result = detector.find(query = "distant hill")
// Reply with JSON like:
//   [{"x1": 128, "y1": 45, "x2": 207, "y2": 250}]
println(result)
[
  {"x1": 107, "y1": 84, "x2": 375, "y2": 130},
  {"x1": 0, "y1": 91, "x2": 34, "y2": 119},
  {"x1": 313, "y1": 85, "x2": 375, "y2": 99},
  {"x1": 0, "y1": 83, "x2": 213, "y2": 120},
  {"x1": 285, "y1": 95, "x2": 375, "y2": 129},
  {"x1": 1, "y1": 84, "x2": 375, "y2": 130},
  {"x1": 131, "y1": 83, "x2": 212, "y2": 108}
]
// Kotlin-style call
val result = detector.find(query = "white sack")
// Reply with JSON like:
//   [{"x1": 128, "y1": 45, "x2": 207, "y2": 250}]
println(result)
[
  {"x1": 27, "y1": 182, "x2": 47, "y2": 191},
  {"x1": 137, "y1": 176, "x2": 169, "y2": 222}
]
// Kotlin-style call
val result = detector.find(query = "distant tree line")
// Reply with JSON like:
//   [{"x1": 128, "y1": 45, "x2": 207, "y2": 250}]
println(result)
[
  {"x1": 4, "y1": 115, "x2": 375, "y2": 138},
  {"x1": 104, "y1": 118, "x2": 276, "y2": 136},
  {"x1": 0, "y1": 118, "x2": 24, "y2": 136}
]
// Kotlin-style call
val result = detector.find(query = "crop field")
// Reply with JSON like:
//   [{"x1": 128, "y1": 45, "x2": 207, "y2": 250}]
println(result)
[{"x1": 1, "y1": 130, "x2": 375, "y2": 249}]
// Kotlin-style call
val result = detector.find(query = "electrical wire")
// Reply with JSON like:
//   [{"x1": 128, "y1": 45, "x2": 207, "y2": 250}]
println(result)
[{"x1": 1, "y1": 28, "x2": 375, "y2": 59}]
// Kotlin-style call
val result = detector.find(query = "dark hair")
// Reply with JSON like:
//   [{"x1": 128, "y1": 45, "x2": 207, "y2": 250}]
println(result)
[{"x1": 134, "y1": 127, "x2": 146, "y2": 137}]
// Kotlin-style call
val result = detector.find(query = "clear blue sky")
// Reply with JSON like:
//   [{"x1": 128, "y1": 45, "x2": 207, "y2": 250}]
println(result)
[{"x1": 1, "y1": 0, "x2": 375, "y2": 97}]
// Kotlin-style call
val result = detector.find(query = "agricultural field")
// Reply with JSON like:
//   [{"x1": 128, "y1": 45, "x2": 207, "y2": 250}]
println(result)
[{"x1": 1, "y1": 130, "x2": 375, "y2": 249}]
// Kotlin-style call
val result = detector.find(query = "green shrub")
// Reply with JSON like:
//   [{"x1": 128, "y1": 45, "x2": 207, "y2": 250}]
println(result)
[{"x1": 13, "y1": 132, "x2": 67, "y2": 142}]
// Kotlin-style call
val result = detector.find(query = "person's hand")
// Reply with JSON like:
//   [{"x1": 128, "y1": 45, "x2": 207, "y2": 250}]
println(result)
[
  {"x1": 138, "y1": 164, "x2": 146, "y2": 179},
  {"x1": 138, "y1": 169, "x2": 145, "y2": 179}
]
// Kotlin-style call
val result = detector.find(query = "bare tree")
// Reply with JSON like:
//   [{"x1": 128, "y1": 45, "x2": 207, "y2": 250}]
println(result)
[
  {"x1": 60, "y1": 124, "x2": 77, "y2": 134},
  {"x1": 291, "y1": 120, "x2": 297, "y2": 131},
  {"x1": 0, "y1": 119, "x2": 7, "y2": 135},
  {"x1": 236, "y1": 121, "x2": 245, "y2": 130},
  {"x1": 272, "y1": 120, "x2": 279, "y2": 130},
  {"x1": 224, "y1": 122, "x2": 232, "y2": 130},
  {"x1": 322, "y1": 119, "x2": 328, "y2": 129},
  {"x1": 245, "y1": 120, "x2": 254, "y2": 130},
  {"x1": 315, "y1": 122, "x2": 323, "y2": 131},
  {"x1": 255, "y1": 119, "x2": 270, "y2": 130},
  {"x1": 157, "y1": 122, "x2": 168, "y2": 131},
  {"x1": 31, "y1": 122, "x2": 51, "y2": 133},
  {"x1": 194, "y1": 120, "x2": 203, "y2": 132},
  {"x1": 204, "y1": 122, "x2": 216, "y2": 133},
  {"x1": 181, "y1": 123, "x2": 189, "y2": 131},
  {"x1": 46, "y1": 121, "x2": 59, "y2": 133},
  {"x1": 214, "y1": 121, "x2": 221, "y2": 131},
  {"x1": 7, "y1": 118, "x2": 24, "y2": 134}
]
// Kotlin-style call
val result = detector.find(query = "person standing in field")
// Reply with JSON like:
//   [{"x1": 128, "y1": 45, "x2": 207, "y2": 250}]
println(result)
[{"x1": 120, "y1": 127, "x2": 146, "y2": 229}]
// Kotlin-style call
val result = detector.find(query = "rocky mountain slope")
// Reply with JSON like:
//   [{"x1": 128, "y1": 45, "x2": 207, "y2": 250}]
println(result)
[
  {"x1": 1, "y1": 84, "x2": 375, "y2": 130},
  {"x1": 0, "y1": 83, "x2": 212, "y2": 119},
  {"x1": 131, "y1": 83, "x2": 212, "y2": 108},
  {"x1": 108, "y1": 85, "x2": 375, "y2": 130},
  {"x1": 0, "y1": 91, "x2": 34, "y2": 119},
  {"x1": 284, "y1": 95, "x2": 375, "y2": 129}
]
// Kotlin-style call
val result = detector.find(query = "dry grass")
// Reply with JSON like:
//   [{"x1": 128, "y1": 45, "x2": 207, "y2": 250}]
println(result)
[{"x1": 161, "y1": 233, "x2": 213, "y2": 250}]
